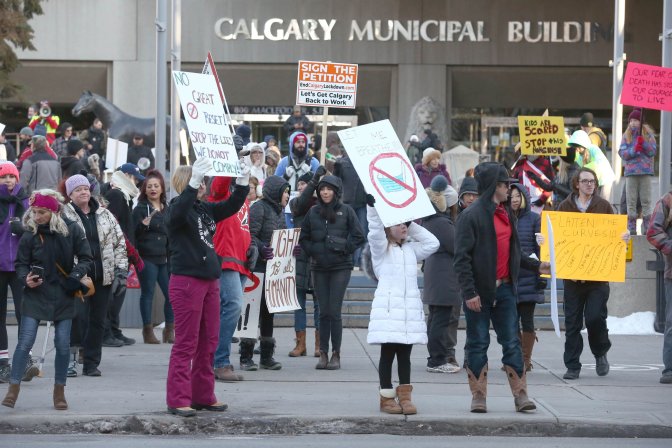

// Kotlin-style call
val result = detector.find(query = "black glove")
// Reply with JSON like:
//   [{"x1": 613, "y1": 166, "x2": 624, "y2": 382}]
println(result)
[
  {"x1": 245, "y1": 244, "x2": 259, "y2": 271},
  {"x1": 9, "y1": 218, "x2": 23, "y2": 235},
  {"x1": 532, "y1": 198, "x2": 545, "y2": 207},
  {"x1": 292, "y1": 244, "x2": 302, "y2": 257},
  {"x1": 64, "y1": 276, "x2": 83, "y2": 295},
  {"x1": 366, "y1": 194, "x2": 376, "y2": 207},
  {"x1": 260, "y1": 245, "x2": 274, "y2": 261},
  {"x1": 233, "y1": 135, "x2": 245, "y2": 153},
  {"x1": 312, "y1": 165, "x2": 327, "y2": 183}
]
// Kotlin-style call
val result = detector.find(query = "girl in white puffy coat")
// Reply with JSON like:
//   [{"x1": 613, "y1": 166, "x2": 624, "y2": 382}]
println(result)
[{"x1": 365, "y1": 201, "x2": 439, "y2": 415}]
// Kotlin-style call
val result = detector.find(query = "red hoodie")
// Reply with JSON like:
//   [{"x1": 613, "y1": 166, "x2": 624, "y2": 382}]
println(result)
[{"x1": 208, "y1": 176, "x2": 253, "y2": 279}]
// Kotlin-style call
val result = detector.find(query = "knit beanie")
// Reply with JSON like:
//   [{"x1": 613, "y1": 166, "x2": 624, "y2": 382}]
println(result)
[
  {"x1": 0, "y1": 162, "x2": 20, "y2": 181},
  {"x1": 430, "y1": 175, "x2": 448, "y2": 193},
  {"x1": 422, "y1": 148, "x2": 441, "y2": 166},
  {"x1": 298, "y1": 172, "x2": 313, "y2": 184},
  {"x1": 628, "y1": 109, "x2": 642, "y2": 122},
  {"x1": 19, "y1": 127, "x2": 33, "y2": 137},
  {"x1": 65, "y1": 174, "x2": 91, "y2": 196},
  {"x1": 443, "y1": 185, "x2": 459, "y2": 208},
  {"x1": 579, "y1": 112, "x2": 594, "y2": 127},
  {"x1": 67, "y1": 139, "x2": 85, "y2": 156}
]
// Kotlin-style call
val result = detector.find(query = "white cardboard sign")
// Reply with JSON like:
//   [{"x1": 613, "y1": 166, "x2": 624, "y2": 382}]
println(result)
[
  {"x1": 234, "y1": 273, "x2": 263, "y2": 340},
  {"x1": 172, "y1": 70, "x2": 240, "y2": 177},
  {"x1": 337, "y1": 120, "x2": 435, "y2": 226},
  {"x1": 105, "y1": 138, "x2": 128, "y2": 171},
  {"x1": 264, "y1": 228, "x2": 301, "y2": 313}
]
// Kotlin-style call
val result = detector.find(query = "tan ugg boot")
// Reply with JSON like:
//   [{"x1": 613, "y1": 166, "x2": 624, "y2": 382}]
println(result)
[
  {"x1": 466, "y1": 366, "x2": 488, "y2": 413},
  {"x1": 379, "y1": 388, "x2": 402, "y2": 414},
  {"x1": 214, "y1": 365, "x2": 244, "y2": 382},
  {"x1": 504, "y1": 365, "x2": 536, "y2": 412},
  {"x1": 313, "y1": 330, "x2": 320, "y2": 357},
  {"x1": 395, "y1": 384, "x2": 417, "y2": 415},
  {"x1": 2, "y1": 383, "x2": 20, "y2": 408},
  {"x1": 163, "y1": 323, "x2": 175, "y2": 344},
  {"x1": 288, "y1": 331, "x2": 307, "y2": 357},
  {"x1": 53, "y1": 384, "x2": 68, "y2": 410},
  {"x1": 521, "y1": 331, "x2": 537, "y2": 372},
  {"x1": 142, "y1": 325, "x2": 160, "y2": 344}
]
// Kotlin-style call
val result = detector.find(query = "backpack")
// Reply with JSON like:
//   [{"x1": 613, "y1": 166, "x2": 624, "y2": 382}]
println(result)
[{"x1": 589, "y1": 129, "x2": 608, "y2": 154}]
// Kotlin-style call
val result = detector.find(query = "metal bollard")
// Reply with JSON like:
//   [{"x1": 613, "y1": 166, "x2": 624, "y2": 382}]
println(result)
[{"x1": 646, "y1": 248, "x2": 667, "y2": 333}]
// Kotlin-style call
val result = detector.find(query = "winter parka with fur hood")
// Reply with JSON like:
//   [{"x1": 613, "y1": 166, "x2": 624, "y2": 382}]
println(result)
[
  {"x1": 249, "y1": 175, "x2": 289, "y2": 273},
  {"x1": 366, "y1": 206, "x2": 439, "y2": 345}
]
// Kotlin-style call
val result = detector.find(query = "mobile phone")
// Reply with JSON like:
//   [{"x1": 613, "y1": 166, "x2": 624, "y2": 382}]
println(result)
[{"x1": 30, "y1": 266, "x2": 44, "y2": 280}]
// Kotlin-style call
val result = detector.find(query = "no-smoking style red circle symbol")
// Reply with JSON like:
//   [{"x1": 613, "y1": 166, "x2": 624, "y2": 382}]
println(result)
[
  {"x1": 186, "y1": 102, "x2": 199, "y2": 119},
  {"x1": 369, "y1": 153, "x2": 417, "y2": 208},
  {"x1": 244, "y1": 273, "x2": 261, "y2": 293}
]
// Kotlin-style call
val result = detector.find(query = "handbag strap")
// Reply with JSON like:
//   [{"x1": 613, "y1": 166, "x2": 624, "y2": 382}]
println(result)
[{"x1": 38, "y1": 233, "x2": 69, "y2": 278}]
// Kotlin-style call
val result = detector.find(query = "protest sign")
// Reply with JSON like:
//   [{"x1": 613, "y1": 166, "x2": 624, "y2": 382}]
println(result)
[
  {"x1": 621, "y1": 62, "x2": 672, "y2": 111},
  {"x1": 172, "y1": 70, "x2": 240, "y2": 177},
  {"x1": 540, "y1": 211, "x2": 627, "y2": 282},
  {"x1": 545, "y1": 215, "x2": 561, "y2": 337},
  {"x1": 337, "y1": 120, "x2": 435, "y2": 227},
  {"x1": 296, "y1": 60, "x2": 358, "y2": 109},
  {"x1": 265, "y1": 228, "x2": 302, "y2": 313},
  {"x1": 234, "y1": 273, "x2": 263, "y2": 339},
  {"x1": 105, "y1": 138, "x2": 128, "y2": 171},
  {"x1": 517, "y1": 116, "x2": 566, "y2": 156}
]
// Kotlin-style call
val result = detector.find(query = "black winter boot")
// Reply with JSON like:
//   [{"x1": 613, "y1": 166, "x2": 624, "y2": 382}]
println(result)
[
  {"x1": 239, "y1": 338, "x2": 258, "y2": 371},
  {"x1": 259, "y1": 337, "x2": 282, "y2": 370}
]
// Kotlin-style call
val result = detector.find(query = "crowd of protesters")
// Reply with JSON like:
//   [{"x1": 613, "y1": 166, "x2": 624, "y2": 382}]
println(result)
[{"x1": 0, "y1": 104, "x2": 669, "y2": 420}]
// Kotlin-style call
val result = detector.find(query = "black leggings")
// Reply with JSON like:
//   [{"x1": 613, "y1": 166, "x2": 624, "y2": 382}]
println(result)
[
  {"x1": 378, "y1": 343, "x2": 412, "y2": 389},
  {"x1": 517, "y1": 302, "x2": 536, "y2": 333},
  {"x1": 0, "y1": 271, "x2": 23, "y2": 354}
]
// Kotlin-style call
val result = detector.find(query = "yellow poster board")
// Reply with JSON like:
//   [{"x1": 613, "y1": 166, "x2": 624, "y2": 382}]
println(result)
[
  {"x1": 517, "y1": 116, "x2": 567, "y2": 156},
  {"x1": 540, "y1": 211, "x2": 627, "y2": 282}
]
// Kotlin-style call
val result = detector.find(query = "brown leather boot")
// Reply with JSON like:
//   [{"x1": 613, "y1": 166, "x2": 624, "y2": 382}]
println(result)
[
  {"x1": 142, "y1": 325, "x2": 160, "y2": 344},
  {"x1": 326, "y1": 351, "x2": 340, "y2": 370},
  {"x1": 315, "y1": 351, "x2": 328, "y2": 370},
  {"x1": 521, "y1": 331, "x2": 537, "y2": 372},
  {"x1": 313, "y1": 330, "x2": 320, "y2": 357},
  {"x1": 163, "y1": 323, "x2": 175, "y2": 344},
  {"x1": 288, "y1": 330, "x2": 307, "y2": 357},
  {"x1": 379, "y1": 388, "x2": 402, "y2": 414},
  {"x1": 2, "y1": 383, "x2": 20, "y2": 408},
  {"x1": 214, "y1": 365, "x2": 244, "y2": 382},
  {"x1": 53, "y1": 384, "x2": 68, "y2": 410},
  {"x1": 504, "y1": 365, "x2": 536, "y2": 412},
  {"x1": 466, "y1": 366, "x2": 488, "y2": 413},
  {"x1": 396, "y1": 384, "x2": 417, "y2": 415}
]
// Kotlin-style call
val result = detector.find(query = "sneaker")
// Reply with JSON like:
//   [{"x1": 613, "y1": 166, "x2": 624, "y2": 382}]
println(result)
[
  {"x1": 83, "y1": 367, "x2": 102, "y2": 377},
  {"x1": 67, "y1": 360, "x2": 78, "y2": 378},
  {"x1": 660, "y1": 374, "x2": 672, "y2": 384},
  {"x1": 0, "y1": 364, "x2": 10, "y2": 383},
  {"x1": 563, "y1": 368, "x2": 581, "y2": 380},
  {"x1": 102, "y1": 337, "x2": 124, "y2": 348},
  {"x1": 22, "y1": 358, "x2": 40, "y2": 382},
  {"x1": 426, "y1": 362, "x2": 461, "y2": 374},
  {"x1": 117, "y1": 334, "x2": 136, "y2": 346}
]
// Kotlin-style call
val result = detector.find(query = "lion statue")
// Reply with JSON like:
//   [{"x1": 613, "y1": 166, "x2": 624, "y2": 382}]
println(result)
[{"x1": 403, "y1": 96, "x2": 447, "y2": 151}]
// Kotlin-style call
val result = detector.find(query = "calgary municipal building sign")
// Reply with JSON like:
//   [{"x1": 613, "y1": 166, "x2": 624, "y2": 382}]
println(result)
[{"x1": 214, "y1": 18, "x2": 601, "y2": 43}]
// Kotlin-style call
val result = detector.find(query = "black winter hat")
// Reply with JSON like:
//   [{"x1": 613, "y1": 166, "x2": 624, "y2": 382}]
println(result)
[
  {"x1": 580, "y1": 112, "x2": 594, "y2": 127},
  {"x1": 67, "y1": 139, "x2": 85, "y2": 155}
]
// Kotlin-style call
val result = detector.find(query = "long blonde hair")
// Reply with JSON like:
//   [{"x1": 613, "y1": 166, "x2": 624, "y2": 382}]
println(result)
[
  {"x1": 23, "y1": 189, "x2": 70, "y2": 236},
  {"x1": 171, "y1": 166, "x2": 192, "y2": 195},
  {"x1": 623, "y1": 123, "x2": 656, "y2": 145}
]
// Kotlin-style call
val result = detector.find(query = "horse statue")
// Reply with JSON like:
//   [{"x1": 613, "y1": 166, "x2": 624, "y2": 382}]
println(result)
[{"x1": 72, "y1": 90, "x2": 188, "y2": 149}]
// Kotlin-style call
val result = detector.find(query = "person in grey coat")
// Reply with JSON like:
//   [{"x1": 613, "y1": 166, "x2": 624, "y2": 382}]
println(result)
[{"x1": 421, "y1": 175, "x2": 461, "y2": 374}]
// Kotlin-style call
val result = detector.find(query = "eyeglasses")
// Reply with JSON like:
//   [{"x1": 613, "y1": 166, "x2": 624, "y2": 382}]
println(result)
[{"x1": 579, "y1": 179, "x2": 596, "y2": 185}]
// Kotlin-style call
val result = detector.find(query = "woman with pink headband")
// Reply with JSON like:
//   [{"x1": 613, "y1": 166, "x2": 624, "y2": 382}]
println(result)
[{"x1": 2, "y1": 189, "x2": 92, "y2": 410}]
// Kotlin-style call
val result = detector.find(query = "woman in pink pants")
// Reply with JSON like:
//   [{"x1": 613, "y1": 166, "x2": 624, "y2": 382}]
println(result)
[{"x1": 164, "y1": 158, "x2": 250, "y2": 417}]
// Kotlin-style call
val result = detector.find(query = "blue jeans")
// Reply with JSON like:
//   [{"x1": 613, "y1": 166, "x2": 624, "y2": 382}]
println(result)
[
  {"x1": 663, "y1": 279, "x2": 672, "y2": 377},
  {"x1": 138, "y1": 261, "x2": 173, "y2": 325},
  {"x1": 294, "y1": 288, "x2": 320, "y2": 332},
  {"x1": 463, "y1": 284, "x2": 524, "y2": 377},
  {"x1": 214, "y1": 271, "x2": 246, "y2": 368},
  {"x1": 11, "y1": 316, "x2": 71, "y2": 385},
  {"x1": 352, "y1": 206, "x2": 368, "y2": 267}
]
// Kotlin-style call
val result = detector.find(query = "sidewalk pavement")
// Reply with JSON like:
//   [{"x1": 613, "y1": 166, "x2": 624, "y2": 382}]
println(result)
[{"x1": 0, "y1": 327, "x2": 670, "y2": 437}]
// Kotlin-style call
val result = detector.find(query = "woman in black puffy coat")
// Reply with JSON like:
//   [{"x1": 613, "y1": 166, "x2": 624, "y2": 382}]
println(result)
[
  {"x1": 300, "y1": 175, "x2": 365, "y2": 370},
  {"x1": 509, "y1": 184, "x2": 544, "y2": 372}
]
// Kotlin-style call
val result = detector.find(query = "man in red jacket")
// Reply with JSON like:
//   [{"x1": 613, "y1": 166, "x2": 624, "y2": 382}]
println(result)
[{"x1": 208, "y1": 176, "x2": 257, "y2": 382}]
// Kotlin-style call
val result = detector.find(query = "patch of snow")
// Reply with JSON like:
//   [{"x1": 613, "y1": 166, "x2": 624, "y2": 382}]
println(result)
[{"x1": 580, "y1": 311, "x2": 660, "y2": 335}]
